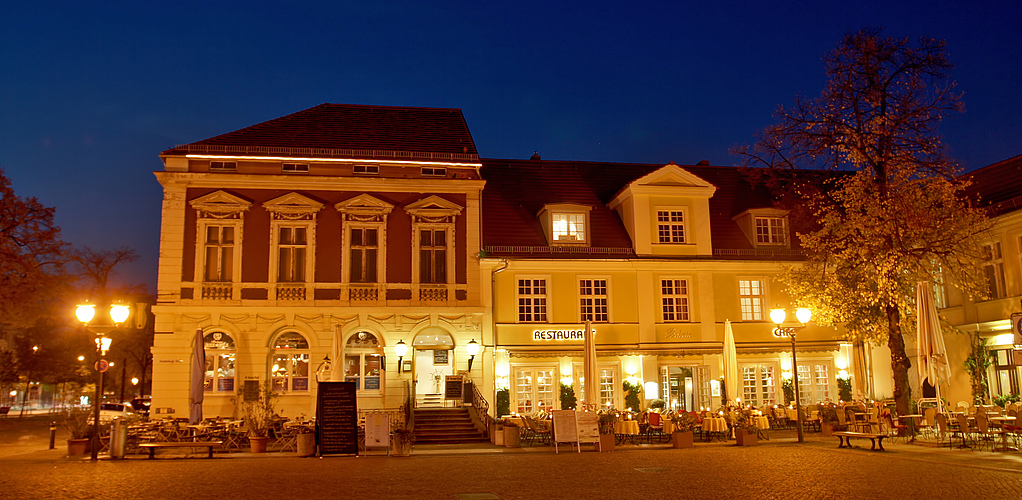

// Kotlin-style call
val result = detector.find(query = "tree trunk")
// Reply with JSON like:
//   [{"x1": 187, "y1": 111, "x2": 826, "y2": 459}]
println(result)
[{"x1": 885, "y1": 304, "x2": 912, "y2": 416}]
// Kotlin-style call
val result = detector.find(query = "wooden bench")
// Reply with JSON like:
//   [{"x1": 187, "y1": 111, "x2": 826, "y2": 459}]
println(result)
[
  {"x1": 138, "y1": 441, "x2": 223, "y2": 459},
  {"x1": 833, "y1": 431, "x2": 886, "y2": 451}
]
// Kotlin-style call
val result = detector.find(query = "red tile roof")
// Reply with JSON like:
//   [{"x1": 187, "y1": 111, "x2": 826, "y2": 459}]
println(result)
[
  {"x1": 162, "y1": 103, "x2": 478, "y2": 162},
  {"x1": 480, "y1": 158, "x2": 785, "y2": 256},
  {"x1": 962, "y1": 154, "x2": 1022, "y2": 216}
]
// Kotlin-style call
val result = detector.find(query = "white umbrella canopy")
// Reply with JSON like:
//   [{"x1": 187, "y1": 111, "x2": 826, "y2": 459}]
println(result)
[
  {"x1": 189, "y1": 329, "x2": 205, "y2": 424},
  {"x1": 583, "y1": 321, "x2": 598, "y2": 409},
  {"x1": 330, "y1": 324, "x2": 345, "y2": 382},
  {"x1": 916, "y1": 281, "x2": 950, "y2": 413},
  {"x1": 723, "y1": 320, "x2": 739, "y2": 405}
]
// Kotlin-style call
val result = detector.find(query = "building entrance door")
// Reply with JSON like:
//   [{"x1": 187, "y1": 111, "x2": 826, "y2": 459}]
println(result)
[{"x1": 512, "y1": 367, "x2": 555, "y2": 414}]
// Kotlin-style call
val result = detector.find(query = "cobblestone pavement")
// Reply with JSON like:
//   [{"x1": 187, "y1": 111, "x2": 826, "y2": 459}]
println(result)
[{"x1": 2, "y1": 417, "x2": 1021, "y2": 499}]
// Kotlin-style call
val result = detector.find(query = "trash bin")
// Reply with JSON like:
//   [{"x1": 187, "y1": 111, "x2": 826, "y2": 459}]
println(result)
[
  {"x1": 110, "y1": 418, "x2": 128, "y2": 459},
  {"x1": 296, "y1": 433, "x2": 316, "y2": 457}
]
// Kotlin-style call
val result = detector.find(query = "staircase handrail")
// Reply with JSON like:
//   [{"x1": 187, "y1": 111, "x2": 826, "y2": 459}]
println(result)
[{"x1": 471, "y1": 381, "x2": 490, "y2": 432}]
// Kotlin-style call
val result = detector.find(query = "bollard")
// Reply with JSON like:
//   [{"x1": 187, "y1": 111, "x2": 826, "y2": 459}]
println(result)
[{"x1": 49, "y1": 422, "x2": 57, "y2": 450}]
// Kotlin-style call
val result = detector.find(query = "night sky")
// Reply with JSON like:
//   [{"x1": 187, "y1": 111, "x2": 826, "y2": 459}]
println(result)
[{"x1": 1, "y1": 1, "x2": 1019, "y2": 292}]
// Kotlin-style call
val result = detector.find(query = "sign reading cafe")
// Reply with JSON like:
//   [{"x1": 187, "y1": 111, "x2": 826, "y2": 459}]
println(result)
[{"x1": 532, "y1": 329, "x2": 591, "y2": 341}]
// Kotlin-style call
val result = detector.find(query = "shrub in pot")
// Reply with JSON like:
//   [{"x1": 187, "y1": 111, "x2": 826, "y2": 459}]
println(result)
[{"x1": 670, "y1": 411, "x2": 697, "y2": 449}]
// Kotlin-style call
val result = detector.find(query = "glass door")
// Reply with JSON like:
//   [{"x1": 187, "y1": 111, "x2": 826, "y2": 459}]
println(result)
[{"x1": 513, "y1": 367, "x2": 555, "y2": 414}]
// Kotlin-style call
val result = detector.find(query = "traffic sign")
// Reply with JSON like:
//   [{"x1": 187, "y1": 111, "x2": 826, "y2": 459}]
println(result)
[{"x1": 95, "y1": 359, "x2": 109, "y2": 372}]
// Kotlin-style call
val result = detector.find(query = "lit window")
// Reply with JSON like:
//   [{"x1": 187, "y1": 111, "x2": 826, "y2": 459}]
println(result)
[
  {"x1": 661, "y1": 279, "x2": 690, "y2": 322},
  {"x1": 599, "y1": 368, "x2": 615, "y2": 408},
  {"x1": 795, "y1": 363, "x2": 830, "y2": 403},
  {"x1": 553, "y1": 213, "x2": 586, "y2": 242},
  {"x1": 282, "y1": 163, "x2": 309, "y2": 173},
  {"x1": 741, "y1": 364, "x2": 775, "y2": 407},
  {"x1": 271, "y1": 332, "x2": 310, "y2": 392},
  {"x1": 657, "y1": 210, "x2": 686, "y2": 243},
  {"x1": 580, "y1": 278, "x2": 608, "y2": 322},
  {"x1": 739, "y1": 279, "x2": 765, "y2": 321},
  {"x1": 343, "y1": 332, "x2": 383, "y2": 392},
  {"x1": 203, "y1": 332, "x2": 236, "y2": 393},
  {"x1": 517, "y1": 278, "x2": 548, "y2": 322},
  {"x1": 755, "y1": 217, "x2": 786, "y2": 245}
]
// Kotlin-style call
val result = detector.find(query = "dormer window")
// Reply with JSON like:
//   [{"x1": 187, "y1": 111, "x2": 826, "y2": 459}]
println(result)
[
  {"x1": 553, "y1": 213, "x2": 586, "y2": 242},
  {"x1": 539, "y1": 204, "x2": 592, "y2": 246},
  {"x1": 755, "y1": 216, "x2": 787, "y2": 245},
  {"x1": 657, "y1": 209, "x2": 687, "y2": 244}
]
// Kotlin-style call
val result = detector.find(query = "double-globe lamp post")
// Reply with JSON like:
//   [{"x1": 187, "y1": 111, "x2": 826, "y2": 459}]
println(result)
[
  {"x1": 75, "y1": 302, "x2": 130, "y2": 461},
  {"x1": 770, "y1": 306, "x2": 812, "y2": 444}
]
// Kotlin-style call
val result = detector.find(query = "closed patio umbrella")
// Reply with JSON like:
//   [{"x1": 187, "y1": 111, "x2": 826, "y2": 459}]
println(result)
[
  {"x1": 916, "y1": 281, "x2": 950, "y2": 414},
  {"x1": 852, "y1": 341, "x2": 869, "y2": 400},
  {"x1": 723, "y1": 320, "x2": 738, "y2": 405},
  {"x1": 330, "y1": 324, "x2": 345, "y2": 382},
  {"x1": 583, "y1": 321, "x2": 598, "y2": 409},
  {"x1": 189, "y1": 329, "x2": 205, "y2": 424}
]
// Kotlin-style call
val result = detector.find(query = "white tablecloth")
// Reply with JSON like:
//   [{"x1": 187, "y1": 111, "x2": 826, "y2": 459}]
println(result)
[{"x1": 702, "y1": 417, "x2": 727, "y2": 433}]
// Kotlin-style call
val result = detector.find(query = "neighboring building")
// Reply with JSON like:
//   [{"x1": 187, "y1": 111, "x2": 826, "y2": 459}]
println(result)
[
  {"x1": 151, "y1": 104, "x2": 487, "y2": 418},
  {"x1": 479, "y1": 159, "x2": 849, "y2": 413},
  {"x1": 151, "y1": 103, "x2": 858, "y2": 420},
  {"x1": 938, "y1": 154, "x2": 1022, "y2": 403}
]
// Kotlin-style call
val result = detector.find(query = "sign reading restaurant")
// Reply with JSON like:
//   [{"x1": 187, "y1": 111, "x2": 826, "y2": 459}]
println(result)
[{"x1": 532, "y1": 329, "x2": 591, "y2": 341}]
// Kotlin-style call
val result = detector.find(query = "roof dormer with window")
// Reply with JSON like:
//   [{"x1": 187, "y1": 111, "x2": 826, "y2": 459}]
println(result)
[
  {"x1": 537, "y1": 203, "x2": 592, "y2": 246},
  {"x1": 607, "y1": 163, "x2": 716, "y2": 256},
  {"x1": 733, "y1": 208, "x2": 790, "y2": 249}
]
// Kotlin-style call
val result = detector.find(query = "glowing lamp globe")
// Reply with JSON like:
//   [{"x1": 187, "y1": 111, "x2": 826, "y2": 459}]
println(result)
[{"x1": 769, "y1": 308, "x2": 787, "y2": 326}]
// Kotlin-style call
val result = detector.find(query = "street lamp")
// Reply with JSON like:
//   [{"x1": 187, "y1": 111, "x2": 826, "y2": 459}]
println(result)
[
  {"x1": 394, "y1": 340, "x2": 408, "y2": 374},
  {"x1": 75, "y1": 301, "x2": 131, "y2": 461},
  {"x1": 466, "y1": 339, "x2": 480, "y2": 372},
  {"x1": 771, "y1": 306, "x2": 812, "y2": 443}
]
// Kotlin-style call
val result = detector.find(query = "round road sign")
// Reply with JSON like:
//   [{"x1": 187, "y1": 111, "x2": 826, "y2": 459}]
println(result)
[{"x1": 95, "y1": 359, "x2": 109, "y2": 372}]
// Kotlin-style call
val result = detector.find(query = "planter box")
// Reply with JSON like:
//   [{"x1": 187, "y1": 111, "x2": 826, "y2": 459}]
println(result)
[
  {"x1": 735, "y1": 430, "x2": 758, "y2": 446},
  {"x1": 821, "y1": 422, "x2": 834, "y2": 437},
  {"x1": 671, "y1": 431, "x2": 694, "y2": 448},
  {"x1": 67, "y1": 438, "x2": 90, "y2": 456},
  {"x1": 493, "y1": 425, "x2": 504, "y2": 446},
  {"x1": 250, "y1": 436, "x2": 268, "y2": 453},
  {"x1": 503, "y1": 426, "x2": 521, "y2": 448},
  {"x1": 598, "y1": 433, "x2": 616, "y2": 452}
]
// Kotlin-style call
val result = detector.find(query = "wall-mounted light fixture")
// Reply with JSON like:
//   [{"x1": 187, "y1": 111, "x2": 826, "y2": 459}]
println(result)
[
  {"x1": 394, "y1": 340, "x2": 407, "y2": 373},
  {"x1": 466, "y1": 339, "x2": 480, "y2": 371}
]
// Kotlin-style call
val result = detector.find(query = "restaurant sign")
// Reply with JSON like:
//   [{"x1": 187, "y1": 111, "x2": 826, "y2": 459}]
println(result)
[{"x1": 532, "y1": 329, "x2": 592, "y2": 341}]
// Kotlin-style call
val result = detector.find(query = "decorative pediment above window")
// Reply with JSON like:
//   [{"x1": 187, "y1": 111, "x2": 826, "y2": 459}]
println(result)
[
  {"x1": 189, "y1": 190, "x2": 252, "y2": 219},
  {"x1": 403, "y1": 195, "x2": 463, "y2": 224},
  {"x1": 610, "y1": 162, "x2": 717, "y2": 201},
  {"x1": 262, "y1": 193, "x2": 324, "y2": 221},
  {"x1": 335, "y1": 194, "x2": 395, "y2": 223}
]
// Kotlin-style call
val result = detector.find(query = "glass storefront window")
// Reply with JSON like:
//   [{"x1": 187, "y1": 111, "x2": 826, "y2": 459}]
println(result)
[
  {"x1": 271, "y1": 332, "x2": 310, "y2": 392},
  {"x1": 203, "y1": 331, "x2": 236, "y2": 393},
  {"x1": 345, "y1": 331, "x2": 383, "y2": 392}
]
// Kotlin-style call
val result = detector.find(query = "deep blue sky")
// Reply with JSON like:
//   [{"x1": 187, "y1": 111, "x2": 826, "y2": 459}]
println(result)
[{"x1": 2, "y1": 1, "x2": 1020, "y2": 292}]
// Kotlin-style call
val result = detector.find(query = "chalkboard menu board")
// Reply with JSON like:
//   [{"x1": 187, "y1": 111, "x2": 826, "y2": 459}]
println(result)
[
  {"x1": 243, "y1": 380, "x2": 259, "y2": 402},
  {"x1": 444, "y1": 375, "x2": 463, "y2": 400},
  {"x1": 317, "y1": 381, "x2": 358, "y2": 455}
]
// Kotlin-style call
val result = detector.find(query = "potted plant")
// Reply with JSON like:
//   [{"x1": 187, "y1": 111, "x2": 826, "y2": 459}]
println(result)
[
  {"x1": 670, "y1": 412, "x2": 697, "y2": 449},
  {"x1": 392, "y1": 427, "x2": 414, "y2": 456},
  {"x1": 61, "y1": 406, "x2": 93, "y2": 456},
  {"x1": 501, "y1": 417, "x2": 521, "y2": 448},
  {"x1": 731, "y1": 409, "x2": 759, "y2": 446},
  {"x1": 234, "y1": 381, "x2": 279, "y2": 453},
  {"x1": 597, "y1": 411, "x2": 618, "y2": 452},
  {"x1": 818, "y1": 404, "x2": 840, "y2": 436}
]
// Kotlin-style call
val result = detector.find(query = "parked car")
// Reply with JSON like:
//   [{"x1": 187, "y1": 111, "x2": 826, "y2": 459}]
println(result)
[
  {"x1": 129, "y1": 397, "x2": 151, "y2": 418},
  {"x1": 99, "y1": 402, "x2": 136, "y2": 422}
]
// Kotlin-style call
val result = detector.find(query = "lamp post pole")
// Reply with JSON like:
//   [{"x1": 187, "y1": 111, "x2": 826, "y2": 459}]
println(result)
[
  {"x1": 76, "y1": 302, "x2": 130, "y2": 461},
  {"x1": 92, "y1": 340, "x2": 106, "y2": 461},
  {"x1": 771, "y1": 307, "x2": 812, "y2": 444}
]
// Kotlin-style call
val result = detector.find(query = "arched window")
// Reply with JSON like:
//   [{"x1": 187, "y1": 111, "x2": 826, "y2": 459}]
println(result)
[
  {"x1": 344, "y1": 331, "x2": 383, "y2": 393},
  {"x1": 271, "y1": 332, "x2": 310, "y2": 392},
  {"x1": 203, "y1": 331, "x2": 236, "y2": 393}
]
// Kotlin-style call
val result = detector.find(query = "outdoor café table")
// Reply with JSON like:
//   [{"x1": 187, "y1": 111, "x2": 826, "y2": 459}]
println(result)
[
  {"x1": 989, "y1": 416, "x2": 1017, "y2": 451},
  {"x1": 702, "y1": 417, "x2": 728, "y2": 441},
  {"x1": 898, "y1": 414, "x2": 923, "y2": 442},
  {"x1": 614, "y1": 420, "x2": 640, "y2": 443},
  {"x1": 785, "y1": 408, "x2": 798, "y2": 421},
  {"x1": 752, "y1": 416, "x2": 770, "y2": 430}
]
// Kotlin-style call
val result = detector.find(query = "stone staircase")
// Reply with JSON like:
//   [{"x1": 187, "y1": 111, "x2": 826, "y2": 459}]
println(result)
[{"x1": 412, "y1": 407, "x2": 489, "y2": 444}]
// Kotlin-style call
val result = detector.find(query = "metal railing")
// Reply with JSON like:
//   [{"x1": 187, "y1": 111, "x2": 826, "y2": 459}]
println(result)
[
  {"x1": 483, "y1": 245, "x2": 634, "y2": 255},
  {"x1": 169, "y1": 143, "x2": 479, "y2": 162}
]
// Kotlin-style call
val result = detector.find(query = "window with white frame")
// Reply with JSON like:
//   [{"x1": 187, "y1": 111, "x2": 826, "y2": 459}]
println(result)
[
  {"x1": 404, "y1": 195, "x2": 462, "y2": 290},
  {"x1": 580, "y1": 278, "x2": 609, "y2": 322},
  {"x1": 755, "y1": 216, "x2": 786, "y2": 245},
  {"x1": 337, "y1": 195, "x2": 393, "y2": 286},
  {"x1": 203, "y1": 331, "x2": 236, "y2": 393},
  {"x1": 189, "y1": 191, "x2": 250, "y2": 291},
  {"x1": 599, "y1": 368, "x2": 616, "y2": 408},
  {"x1": 553, "y1": 213, "x2": 586, "y2": 242},
  {"x1": 796, "y1": 362, "x2": 830, "y2": 403},
  {"x1": 343, "y1": 331, "x2": 383, "y2": 392},
  {"x1": 661, "y1": 278, "x2": 690, "y2": 322},
  {"x1": 657, "y1": 209, "x2": 686, "y2": 244},
  {"x1": 517, "y1": 278, "x2": 548, "y2": 322},
  {"x1": 203, "y1": 225, "x2": 235, "y2": 282},
  {"x1": 276, "y1": 226, "x2": 307, "y2": 282},
  {"x1": 739, "y1": 279, "x2": 765, "y2": 320},
  {"x1": 982, "y1": 242, "x2": 1006, "y2": 298},
  {"x1": 271, "y1": 332, "x2": 310, "y2": 392},
  {"x1": 514, "y1": 367, "x2": 555, "y2": 414},
  {"x1": 741, "y1": 364, "x2": 776, "y2": 407}
]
